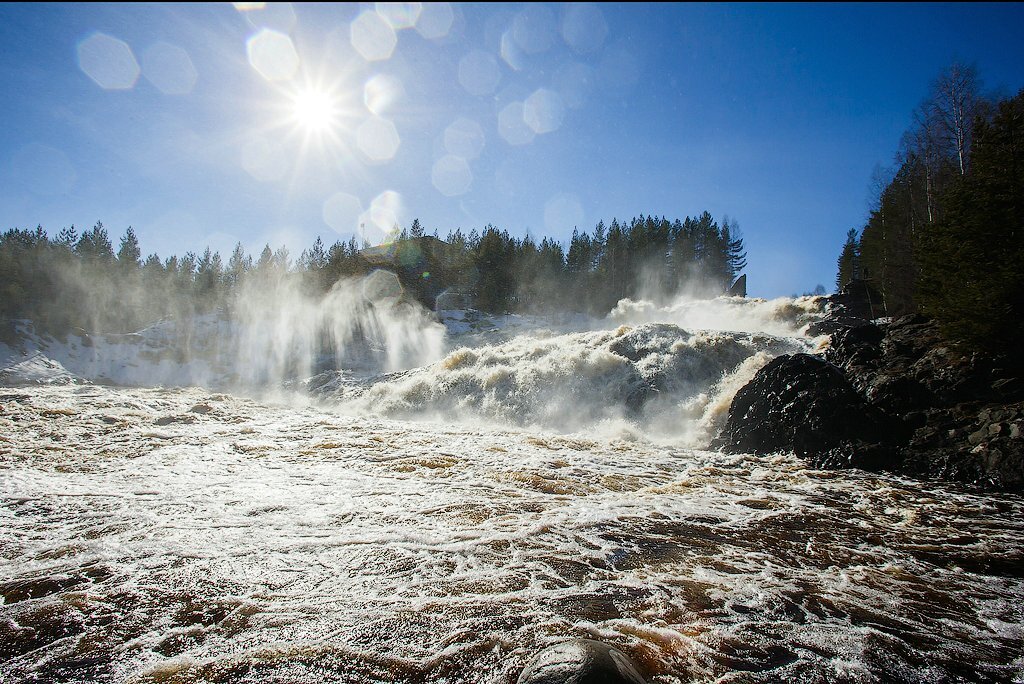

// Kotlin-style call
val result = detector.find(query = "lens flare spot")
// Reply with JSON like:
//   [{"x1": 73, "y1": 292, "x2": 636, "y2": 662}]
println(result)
[
  {"x1": 523, "y1": 88, "x2": 565, "y2": 134},
  {"x1": 351, "y1": 10, "x2": 397, "y2": 62},
  {"x1": 498, "y1": 102, "x2": 535, "y2": 146},
  {"x1": 499, "y1": 30, "x2": 526, "y2": 71},
  {"x1": 247, "y1": 29, "x2": 299, "y2": 82},
  {"x1": 356, "y1": 116, "x2": 401, "y2": 161},
  {"x1": 362, "y1": 268, "x2": 404, "y2": 303},
  {"x1": 77, "y1": 32, "x2": 140, "y2": 90},
  {"x1": 358, "y1": 191, "x2": 405, "y2": 244},
  {"x1": 363, "y1": 73, "x2": 404, "y2": 115},
  {"x1": 415, "y1": 2, "x2": 454, "y2": 39},
  {"x1": 431, "y1": 155, "x2": 472, "y2": 197},
  {"x1": 375, "y1": 2, "x2": 422, "y2": 30}
]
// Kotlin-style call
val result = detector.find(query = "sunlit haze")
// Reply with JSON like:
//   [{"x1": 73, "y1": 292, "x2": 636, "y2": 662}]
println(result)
[{"x1": 1, "y1": 2, "x2": 1023, "y2": 296}]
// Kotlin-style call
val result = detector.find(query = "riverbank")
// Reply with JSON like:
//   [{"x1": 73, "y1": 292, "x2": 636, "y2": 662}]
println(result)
[{"x1": 717, "y1": 284, "x2": 1024, "y2": 491}]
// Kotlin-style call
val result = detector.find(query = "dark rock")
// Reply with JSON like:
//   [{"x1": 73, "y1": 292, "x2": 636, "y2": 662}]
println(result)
[
  {"x1": 954, "y1": 402, "x2": 1024, "y2": 490},
  {"x1": 154, "y1": 414, "x2": 197, "y2": 426},
  {"x1": 517, "y1": 639, "x2": 647, "y2": 684},
  {"x1": 806, "y1": 315, "x2": 873, "y2": 338},
  {"x1": 714, "y1": 354, "x2": 903, "y2": 470},
  {"x1": 806, "y1": 279, "x2": 885, "y2": 336},
  {"x1": 718, "y1": 310, "x2": 1024, "y2": 490},
  {"x1": 992, "y1": 377, "x2": 1024, "y2": 400},
  {"x1": 831, "y1": 279, "x2": 886, "y2": 321}
]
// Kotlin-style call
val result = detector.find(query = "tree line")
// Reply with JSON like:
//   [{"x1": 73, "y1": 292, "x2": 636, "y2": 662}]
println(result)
[
  {"x1": 0, "y1": 212, "x2": 746, "y2": 335},
  {"x1": 836, "y1": 62, "x2": 1023, "y2": 356}
]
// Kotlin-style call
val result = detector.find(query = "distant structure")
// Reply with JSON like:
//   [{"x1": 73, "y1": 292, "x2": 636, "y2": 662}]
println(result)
[
  {"x1": 358, "y1": 235, "x2": 449, "y2": 267},
  {"x1": 358, "y1": 236, "x2": 456, "y2": 310},
  {"x1": 727, "y1": 274, "x2": 747, "y2": 297}
]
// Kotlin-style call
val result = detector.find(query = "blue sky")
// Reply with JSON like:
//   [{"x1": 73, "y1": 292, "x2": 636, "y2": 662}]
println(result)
[{"x1": 1, "y1": 3, "x2": 1022, "y2": 298}]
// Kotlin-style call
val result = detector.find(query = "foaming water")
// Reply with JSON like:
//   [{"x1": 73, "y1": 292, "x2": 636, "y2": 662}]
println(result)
[
  {"x1": 607, "y1": 294, "x2": 827, "y2": 338},
  {"x1": 2, "y1": 386, "x2": 1021, "y2": 683},
  {"x1": 319, "y1": 322, "x2": 808, "y2": 441}
]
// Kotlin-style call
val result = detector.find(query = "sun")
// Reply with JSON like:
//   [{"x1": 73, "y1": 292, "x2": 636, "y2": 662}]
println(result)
[{"x1": 291, "y1": 88, "x2": 337, "y2": 133}]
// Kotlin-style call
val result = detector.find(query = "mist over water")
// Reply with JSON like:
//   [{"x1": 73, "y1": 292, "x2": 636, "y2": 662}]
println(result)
[
  {"x1": 606, "y1": 293, "x2": 827, "y2": 338},
  {"x1": 2, "y1": 275, "x2": 827, "y2": 444},
  {"x1": 232, "y1": 270, "x2": 446, "y2": 386},
  {"x1": 1, "y1": 269, "x2": 447, "y2": 393}
]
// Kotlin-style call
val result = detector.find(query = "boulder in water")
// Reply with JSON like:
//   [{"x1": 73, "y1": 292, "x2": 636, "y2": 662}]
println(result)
[
  {"x1": 714, "y1": 353, "x2": 902, "y2": 469},
  {"x1": 517, "y1": 639, "x2": 647, "y2": 684}
]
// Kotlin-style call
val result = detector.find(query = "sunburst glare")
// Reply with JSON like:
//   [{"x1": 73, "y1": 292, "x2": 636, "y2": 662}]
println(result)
[{"x1": 291, "y1": 87, "x2": 337, "y2": 133}]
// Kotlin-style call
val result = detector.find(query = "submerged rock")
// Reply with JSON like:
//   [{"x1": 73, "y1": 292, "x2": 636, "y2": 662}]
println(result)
[{"x1": 517, "y1": 639, "x2": 647, "y2": 684}]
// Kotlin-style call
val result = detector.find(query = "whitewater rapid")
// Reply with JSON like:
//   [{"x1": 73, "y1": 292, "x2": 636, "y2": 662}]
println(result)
[
  {"x1": 2, "y1": 294, "x2": 1022, "y2": 682},
  {"x1": 2, "y1": 385, "x2": 1022, "y2": 683}
]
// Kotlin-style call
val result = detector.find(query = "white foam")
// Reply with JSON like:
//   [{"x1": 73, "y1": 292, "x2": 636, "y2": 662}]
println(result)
[{"x1": 2, "y1": 385, "x2": 1021, "y2": 683}]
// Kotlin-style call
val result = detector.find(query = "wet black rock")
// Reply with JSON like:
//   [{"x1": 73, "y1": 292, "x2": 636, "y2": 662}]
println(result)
[
  {"x1": 719, "y1": 312, "x2": 1024, "y2": 491},
  {"x1": 517, "y1": 639, "x2": 647, "y2": 684},
  {"x1": 714, "y1": 353, "x2": 901, "y2": 470}
]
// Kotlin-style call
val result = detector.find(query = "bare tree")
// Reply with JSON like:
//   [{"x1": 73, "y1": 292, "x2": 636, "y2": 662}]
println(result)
[
  {"x1": 904, "y1": 103, "x2": 942, "y2": 223},
  {"x1": 931, "y1": 62, "x2": 981, "y2": 176}
]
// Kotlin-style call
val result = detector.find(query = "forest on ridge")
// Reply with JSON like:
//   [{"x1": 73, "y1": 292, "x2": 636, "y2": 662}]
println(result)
[
  {"x1": 836, "y1": 62, "x2": 1023, "y2": 356},
  {"x1": 0, "y1": 212, "x2": 746, "y2": 335}
]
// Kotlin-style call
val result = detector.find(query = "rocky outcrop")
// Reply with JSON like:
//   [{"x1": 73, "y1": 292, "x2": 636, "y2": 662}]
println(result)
[
  {"x1": 719, "y1": 308, "x2": 1024, "y2": 491},
  {"x1": 806, "y1": 280, "x2": 885, "y2": 336},
  {"x1": 713, "y1": 354, "x2": 902, "y2": 470}
]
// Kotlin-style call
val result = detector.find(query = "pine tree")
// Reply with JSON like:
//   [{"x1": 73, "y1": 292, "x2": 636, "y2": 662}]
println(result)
[
  {"x1": 55, "y1": 225, "x2": 78, "y2": 249},
  {"x1": 75, "y1": 221, "x2": 115, "y2": 263},
  {"x1": 836, "y1": 228, "x2": 859, "y2": 290},
  {"x1": 117, "y1": 227, "x2": 142, "y2": 270},
  {"x1": 227, "y1": 242, "x2": 250, "y2": 288},
  {"x1": 721, "y1": 217, "x2": 747, "y2": 285}
]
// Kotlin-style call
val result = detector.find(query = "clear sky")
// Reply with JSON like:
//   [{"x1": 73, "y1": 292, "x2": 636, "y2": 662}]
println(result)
[{"x1": 1, "y1": 3, "x2": 1022, "y2": 298}]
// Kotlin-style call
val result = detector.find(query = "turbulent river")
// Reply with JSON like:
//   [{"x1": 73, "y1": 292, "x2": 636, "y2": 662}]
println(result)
[{"x1": 2, "y1": 295, "x2": 1023, "y2": 683}]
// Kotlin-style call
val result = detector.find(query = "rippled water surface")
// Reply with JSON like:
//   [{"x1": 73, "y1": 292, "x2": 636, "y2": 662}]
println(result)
[{"x1": 2, "y1": 385, "x2": 1023, "y2": 683}]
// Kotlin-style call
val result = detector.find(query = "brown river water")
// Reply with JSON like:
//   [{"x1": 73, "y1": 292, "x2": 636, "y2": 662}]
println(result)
[{"x1": 2, "y1": 384, "x2": 1022, "y2": 683}]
